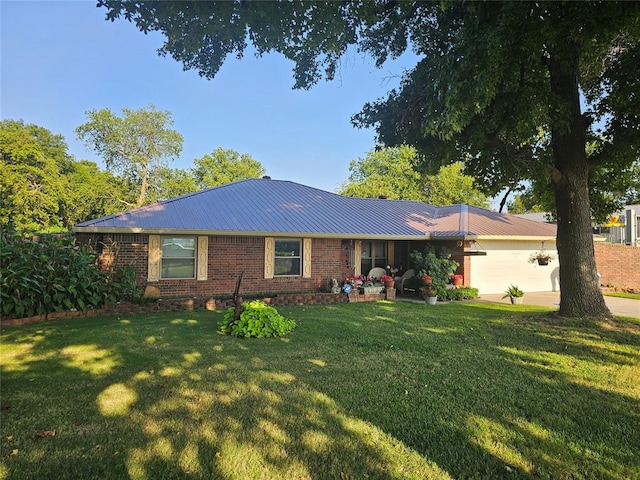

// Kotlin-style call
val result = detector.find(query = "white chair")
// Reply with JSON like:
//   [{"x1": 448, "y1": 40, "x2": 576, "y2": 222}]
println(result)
[
  {"x1": 368, "y1": 267, "x2": 386, "y2": 280},
  {"x1": 394, "y1": 269, "x2": 415, "y2": 294}
]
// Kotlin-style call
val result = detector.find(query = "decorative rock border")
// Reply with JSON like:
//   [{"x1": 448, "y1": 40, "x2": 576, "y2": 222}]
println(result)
[{"x1": 1, "y1": 289, "x2": 396, "y2": 326}]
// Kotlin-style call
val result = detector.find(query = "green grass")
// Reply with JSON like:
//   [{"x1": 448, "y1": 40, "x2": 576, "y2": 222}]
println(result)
[
  {"x1": 1, "y1": 302, "x2": 639, "y2": 480},
  {"x1": 604, "y1": 291, "x2": 640, "y2": 300}
]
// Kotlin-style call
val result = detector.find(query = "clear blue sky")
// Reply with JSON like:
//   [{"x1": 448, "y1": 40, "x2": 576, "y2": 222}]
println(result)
[{"x1": 1, "y1": 0, "x2": 419, "y2": 193}]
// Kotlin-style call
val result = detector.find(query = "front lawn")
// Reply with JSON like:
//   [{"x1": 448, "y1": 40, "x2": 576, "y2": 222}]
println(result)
[{"x1": 1, "y1": 302, "x2": 639, "y2": 479}]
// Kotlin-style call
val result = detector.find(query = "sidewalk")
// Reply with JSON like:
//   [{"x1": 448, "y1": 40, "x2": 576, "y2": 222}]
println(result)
[{"x1": 476, "y1": 291, "x2": 639, "y2": 319}]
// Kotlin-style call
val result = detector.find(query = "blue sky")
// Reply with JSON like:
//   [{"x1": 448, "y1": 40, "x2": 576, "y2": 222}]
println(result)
[{"x1": 1, "y1": 1, "x2": 419, "y2": 193}]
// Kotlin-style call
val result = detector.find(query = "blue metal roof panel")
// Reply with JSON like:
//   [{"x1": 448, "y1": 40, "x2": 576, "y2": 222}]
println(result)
[{"x1": 75, "y1": 179, "x2": 556, "y2": 238}]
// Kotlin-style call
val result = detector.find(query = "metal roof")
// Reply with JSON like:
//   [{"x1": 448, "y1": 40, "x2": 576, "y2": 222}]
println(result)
[{"x1": 74, "y1": 178, "x2": 557, "y2": 239}]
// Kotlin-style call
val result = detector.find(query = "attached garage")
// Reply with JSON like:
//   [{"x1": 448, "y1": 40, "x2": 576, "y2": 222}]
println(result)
[{"x1": 469, "y1": 239, "x2": 559, "y2": 294}]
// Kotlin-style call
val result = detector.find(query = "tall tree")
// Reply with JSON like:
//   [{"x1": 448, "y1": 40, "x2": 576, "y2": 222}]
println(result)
[
  {"x1": 0, "y1": 120, "x2": 129, "y2": 230},
  {"x1": 338, "y1": 147, "x2": 487, "y2": 207},
  {"x1": 0, "y1": 120, "x2": 67, "y2": 231},
  {"x1": 338, "y1": 146, "x2": 425, "y2": 201},
  {"x1": 76, "y1": 105, "x2": 183, "y2": 207},
  {"x1": 148, "y1": 167, "x2": 199, "y2": 203},
  {"x1": 424, "y1": 163, "x2": 488, "y2": 208},
  {"x1": 97, "y1": 1, "x2": 640, "y2": 318},
  {"x1": 192, "y1": 147, "x2": 265, "y2": 189},
  {"x1": 59, "y1": 160, "x2": 131, "y2": 226}
]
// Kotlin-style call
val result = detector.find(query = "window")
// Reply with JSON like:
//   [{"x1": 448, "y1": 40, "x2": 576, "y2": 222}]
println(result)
[
  {"x1": 274, "y1": 239, "x2": 301, "y2": 276},
  {"x1": 360, "y1": 241, "x2": 387, "y2": 275},
  {"x1": 161, "y1": 237, "x2": 196, "y2": 279}
]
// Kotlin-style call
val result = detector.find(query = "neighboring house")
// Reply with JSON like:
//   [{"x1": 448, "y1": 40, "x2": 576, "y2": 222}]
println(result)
[
  {"x1": 73, "y1": 178, "x2": 559, "y2": 295},
  {"x1": 593, "y1": 205, "x2": 640, "y2": 246}
]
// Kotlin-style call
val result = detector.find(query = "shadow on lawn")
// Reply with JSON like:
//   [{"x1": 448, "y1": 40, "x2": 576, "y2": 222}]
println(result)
[
  {"x1": 1, "y1": 313, "x2": 444, "y2": 479},
  {"x1": 1, "y1": 303, "x2": 639, "y2": 479}
]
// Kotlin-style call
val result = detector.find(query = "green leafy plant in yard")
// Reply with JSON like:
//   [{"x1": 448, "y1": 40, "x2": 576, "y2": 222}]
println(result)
[
  {"x1": 0, "y1": 226, "x2": 138, "y2": 318},
  {"x1": 410, "y1": 245, "x2": 459, "y2": 285},
  {"x1": 218, "y1": 300, "x2": 296, "y2": 337},
  {"x1": 439, "y1": 286, "x2": 479, "y2": 301},
  {"x1": 502, "y1": 284, "x2": 525, "y2": 298}
]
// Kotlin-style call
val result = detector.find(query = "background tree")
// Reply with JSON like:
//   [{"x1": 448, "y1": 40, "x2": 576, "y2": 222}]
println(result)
[
  {"x1": 1, "y1": 120, "x2": 133, "y2": 231},
  {"x1": 338, "y1": 147, "x2": 487, "y2": 207},
  {"x1": 423, "y1": 163, "x2": 488, "y2": 207},
  {"x1": 97, "y1": 1, "x2": 640, "y2": 318},
  {"x1": 76, "y1": 104, "x2": 183, "y2": 207},
  {"x1": 192, "y1": 147, "x2": 265, "y2": 189},
  {"x1": 507, "y1": 190, "x2": 548, "y2": 215},
  {"x1": 58, "y1": 160, "x2": 130, "y2": 226},
  {"x1": 338, "y1": 145, "x2": 424, "y2": 201},
  {"x1": 148, "y1": 167, "x2": 199, "y2": 203},
  {"x1": 0, "y1": 120, "x2": 67, "y2": 231}
]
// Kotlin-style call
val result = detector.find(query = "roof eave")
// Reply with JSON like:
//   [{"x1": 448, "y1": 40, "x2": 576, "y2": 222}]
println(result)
[
  {"x1": 72, "y1": 226, "x2": 436, "y2": 241},
  {"x1": 474, "y1": 235, "x2": 557, "y2": 241}
]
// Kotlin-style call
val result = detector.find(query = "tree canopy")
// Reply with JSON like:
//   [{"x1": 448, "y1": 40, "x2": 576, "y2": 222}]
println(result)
[
  {"x1": 338, "y1": 146, "x2": 424, "y2": 201},
  {"x1": 76, "y1": 104, "x2": 183, "y2": 208},
  {"x1": 96, "y1": 0, "x2": 640, "y2": 318},
  {"x1": 0, "y1": 120, "x2": 126, "y2": 231},
  {"x1": 424, "y1": 163, "x2": 488, "y2": 208},
  {"x1": 339, "y1": 146, "x2": 487, "y2": 207},
  {"x1": 192, "y1": 147, "x2": 266, "y2": 189}
]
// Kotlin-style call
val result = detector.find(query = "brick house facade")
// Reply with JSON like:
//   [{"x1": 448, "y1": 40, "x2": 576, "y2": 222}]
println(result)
[{"x1": 77, "y1": 233, "x2": 354, "y2": 298}]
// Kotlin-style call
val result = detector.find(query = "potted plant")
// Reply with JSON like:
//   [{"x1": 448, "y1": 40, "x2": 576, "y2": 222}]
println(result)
[
  {"x1": 420, "y1": 284, "x2": 439, "y2": 305},
  {"x1": 502, "y1": 284, "x2": 525, "y2": 304},
  {"x1": 528, "y1": 242, "x2": 556, "y2": 266},
  {"x1": 450, "y1": 274, "x2": 463, "y2": 286},
  {"x1": 381, "y1": 274, "x2": 394, "y2": 288}
]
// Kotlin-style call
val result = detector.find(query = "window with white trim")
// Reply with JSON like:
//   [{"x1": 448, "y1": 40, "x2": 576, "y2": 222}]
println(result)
[
  {"x1": 161, "y1": 237, "x2": 196, "y2": 279},
  {"x1": 274, "y1": 239, "x2": 301, "y2": 276}
]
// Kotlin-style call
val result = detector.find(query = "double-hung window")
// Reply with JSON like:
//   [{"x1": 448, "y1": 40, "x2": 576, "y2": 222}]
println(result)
[
  {"x1": 161, "y1": 237, "x2": 196, "y2": 279},
  {"x1": 274, "y1": 239, "x2": 301, "y2": 276}
]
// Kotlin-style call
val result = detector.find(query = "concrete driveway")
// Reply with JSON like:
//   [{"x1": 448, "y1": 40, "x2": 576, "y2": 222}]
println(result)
[{"x1": 476, "y1": 291, "x2": 639, "y2": 319}]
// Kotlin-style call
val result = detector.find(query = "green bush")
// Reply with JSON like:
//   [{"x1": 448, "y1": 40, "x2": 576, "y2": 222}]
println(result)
[
  {"x1": 0, "y1": 227, "x2": 137, "y2": 319},
  {"x1": 410, "y1": 245, "x2": 459, "y2": 285},
  {"x1": 219, "y1": 300, "x2": 296, "y2": 338},
  {"x1": 440, "y1": 286, "x2": 479, "y2": 301}
]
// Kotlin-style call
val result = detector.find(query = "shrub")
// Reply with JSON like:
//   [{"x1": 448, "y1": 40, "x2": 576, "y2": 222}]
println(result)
[
  {"x1": 0, "y1": 227, "x2": 137, "y2": 319},
  {"x1": 440, "y1": 286, "x2": 479, "y2": 301},
  {"x1": 218, "y1": 300, "x2": 296, "y2": 338},
  {"x1": 410, "y1": 246, "x2": 459, "y2": 285}
]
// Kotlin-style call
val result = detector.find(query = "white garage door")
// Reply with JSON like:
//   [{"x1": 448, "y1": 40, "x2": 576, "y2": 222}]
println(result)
[{"x1": 469, "y1": 240, "x2": 559, "y2": 294}]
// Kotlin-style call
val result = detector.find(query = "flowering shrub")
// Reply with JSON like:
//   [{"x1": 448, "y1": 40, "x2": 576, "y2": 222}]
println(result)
[
  {"x1": 451, "y1": 274, "x2": 463, "y2": 282},
  {"x1": 422, "y1": 274, "x2": 432, "y2": 283}
]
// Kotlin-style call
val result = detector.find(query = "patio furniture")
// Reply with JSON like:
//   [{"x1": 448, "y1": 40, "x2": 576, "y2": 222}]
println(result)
[
  {"x1": 368, "y1": 267, "x2": 386, "y2": 280},
  {"x1": 394, "y1": 269, "x2": 416, "y2": 294}
]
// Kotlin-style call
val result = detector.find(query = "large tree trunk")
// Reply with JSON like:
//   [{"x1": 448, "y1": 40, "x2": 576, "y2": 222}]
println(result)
[{"x1": 549, "y1": 47, "x2": 610, "y2": 319}]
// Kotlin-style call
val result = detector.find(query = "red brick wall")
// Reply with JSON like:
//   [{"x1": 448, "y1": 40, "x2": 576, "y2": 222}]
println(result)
[
  {"x1": 77, "y1": 233, "x2": 352, "y2": 297},
  {"x1": 595, "y1": 243, "x2": 640, "y2": 289}
]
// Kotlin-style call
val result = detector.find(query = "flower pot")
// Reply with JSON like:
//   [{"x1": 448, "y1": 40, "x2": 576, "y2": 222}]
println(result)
[
  {"x1": 426, "y1": 296, "x2": 438, "y2": 305},
  {"x1": 452, "y1": 278, "x2": 463, "y2": 286},
  {"x1": 363, "y1": 286, "x2": 384, "y2": 295},
  {"x1": 537, "y1": 257, "x2": 549, "y2": 266},
  {"x1": 510, "y1": 296, "x2": 524, "y2": 305},
  {"x1": 384, "y1": 280, "x2": 395, "y2": 289}
]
